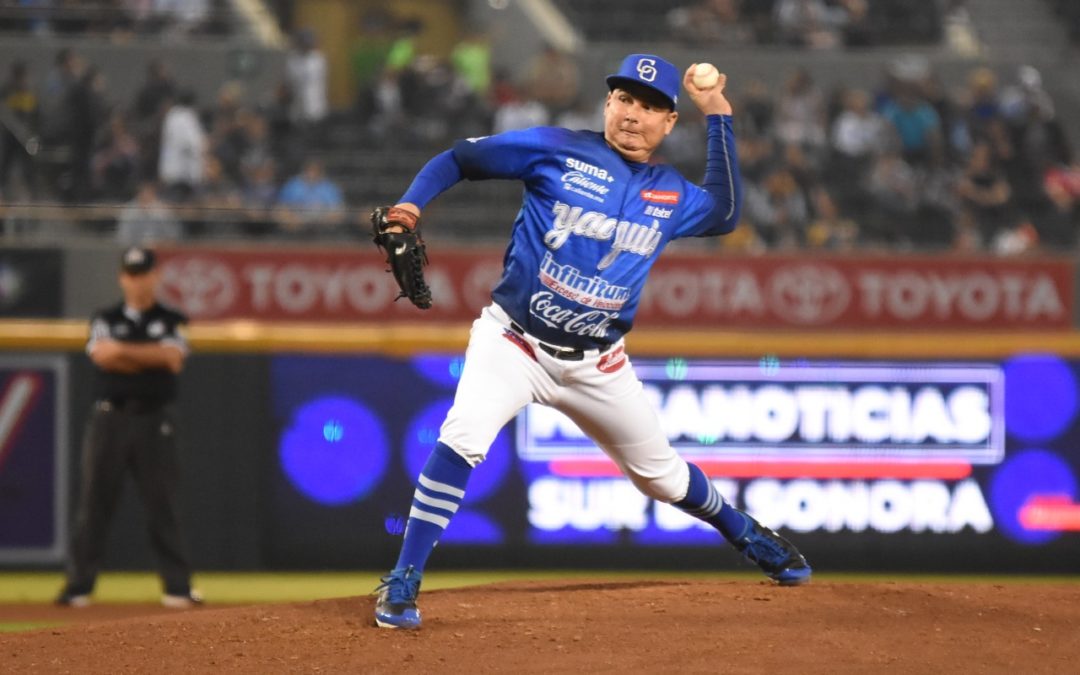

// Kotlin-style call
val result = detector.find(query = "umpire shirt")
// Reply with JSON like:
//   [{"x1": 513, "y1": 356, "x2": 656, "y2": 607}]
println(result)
[{"x1": 88, "y1": 302, "x2": 189, "y2": 407}]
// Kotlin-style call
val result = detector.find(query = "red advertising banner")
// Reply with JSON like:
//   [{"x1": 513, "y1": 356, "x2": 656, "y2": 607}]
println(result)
[{"x1": 156, "y1": 247, "x2": 1074, "y2": 330}]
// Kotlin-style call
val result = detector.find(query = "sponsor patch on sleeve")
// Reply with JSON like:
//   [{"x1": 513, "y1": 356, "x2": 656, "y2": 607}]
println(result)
[{"x1": 640, "y1": 190, "x2": 680, "y2": 205}]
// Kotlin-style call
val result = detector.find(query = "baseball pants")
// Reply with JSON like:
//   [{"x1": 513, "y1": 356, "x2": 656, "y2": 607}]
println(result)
[{"x1": 439, "y1": 303, "x2": 690, "y2": 502}]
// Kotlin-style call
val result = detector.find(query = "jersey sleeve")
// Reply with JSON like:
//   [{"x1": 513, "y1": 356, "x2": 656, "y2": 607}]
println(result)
[
  {"x1": 451, "y1": 127, "x2": 559, "y2": 182},
  {"x1": 162, "y1": 309, "x2": 190, "y2": 355},
  {"x1": 397, "y1": 127, "x2": 557, "y2": 209},
  {"x1": 85, "y1": 313, "x2": 110, "y2": 355},
  {"x1": 671, "y1": 114, "x2": 743, "y2": 239}
]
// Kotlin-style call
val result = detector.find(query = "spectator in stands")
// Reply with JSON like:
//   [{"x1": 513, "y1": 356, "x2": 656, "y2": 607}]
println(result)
[
  {"x1": 285, "y1": 28, "x2": 328, "y2": 129},
  {"x1": 0, "y1": 60, "x2": 39, "y2": 199},
  {"x1": 92, "y1": 112, "x2": 140, "y2": 201},
  {"x1": 238, "y1": 112, "x2": 272, "y2": 186},
  {"x1": 37, "y1": 49, "x2": 82, "y2": 199},
  {"x1": 1000, "y1": 65, "x2": 1055, "y2": 125},
  {"x1": 837, "y1": 0, "x2": 872, "y2": 47},
  {"x1": 208, "y1": 82, "x2": 248, "y2": 184},
  {"x1": 450, "y1": 28, "x2": 492, "y2": 102},
  {"x1": 522, "y1": 45, "x2": 581, "y2": 116},
  {"x1": 116, "y1": 180, "x2": 182, "y2": 244},
  {"x1": 960, "y1": 67, "x2": 1002, "y2": 148},
  {"x1": 130, "y1": 60, "x2": 175, "y2": 183},
  {"x1": 1042, "y1": 162, "x2": 1080, "y2": 247},
  {"x1": 155, "y1": 0, "x2": 211, "y2": 36},
  {"x1": 737, "y1": 133, "x2": 777, "y2": 183},
  {"x1": 262, "y1": 81, "x2": 299, "y2": 172},
  {"x1": 956, "y1": 141, "x2": 1015, "y2": 248},
  {"x1": 806, "y1": 188, "x2": 859, "y2": 249},
  {"x1": 773, "y1": 0, "x2": 842, "y2": 49},
  {"x1": 133, "y1": 60, "x2": 176, "y2": 124},
  {"x1": 667, "y1": 0, "x2": 754, "y2": 46},
  {"x1": 492, "y1": 83, "x2": 549, "y2": 134},
  {"x1": 865, "y1": 149, "x2": 919, "y2": 243},
  {"x1": 68, "y1": 66, "x2": 110, "y2": 203},
  {"x1": 197, "y1": 155, "x2": 242, "y2": 210},
  {"x1": 158, "y1": 88, "x2": 206, "y2": 201},
  {"x1": 831, "y1": 88, "x2": 889, "y2": 162},
  {"x1": 879, "y1": 81, "x2": 942, "y2": 166},
  {"x1": 775, "y1": 68, "x2": 827, "y2": 154},
  {"x1": 275, "y1": 158, "x2": 344, "y2": 234},
  {"x1": 736, "y1": 79, "x2": 774, "y2": 138},
  {"x1": 351, "y1": 9, "x2": 398, "y2": 124},
  {"x1": 744, "y1": 167, "x2": 810, "y2": 248}
]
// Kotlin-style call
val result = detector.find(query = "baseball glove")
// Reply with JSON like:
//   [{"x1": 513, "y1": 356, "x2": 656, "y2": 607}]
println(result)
[{"x1": 371, "y1": 206, "x2": 433, "y2": 309}]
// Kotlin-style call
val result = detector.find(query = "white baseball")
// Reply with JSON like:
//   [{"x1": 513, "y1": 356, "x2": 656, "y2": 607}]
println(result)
[{"x1": 692, "y1": 63, "x2": 720, "y2": 90}]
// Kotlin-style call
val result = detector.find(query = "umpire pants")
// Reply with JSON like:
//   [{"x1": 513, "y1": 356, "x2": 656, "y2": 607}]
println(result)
[{"x1": 64, "y1": 401, "x2": 193, "y2": 596}]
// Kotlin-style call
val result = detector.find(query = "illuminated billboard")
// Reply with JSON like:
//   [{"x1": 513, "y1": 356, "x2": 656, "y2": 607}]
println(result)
[
  {"x1": 0, "y1": 356, "x2": 68, "y2": 563},
  {"x1": 267, "y1": 354, "x2": 1080, "y2": 570}
]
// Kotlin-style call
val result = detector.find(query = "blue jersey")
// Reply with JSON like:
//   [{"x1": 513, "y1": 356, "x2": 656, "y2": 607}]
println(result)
[{"x1": 402, "y1": 116, "x2": 741, "y2": 349}]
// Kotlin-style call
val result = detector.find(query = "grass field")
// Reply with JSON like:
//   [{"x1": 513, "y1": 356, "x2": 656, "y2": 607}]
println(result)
[{"x1": 2, "y1": 570, "x2": 1078, "y2": 606}]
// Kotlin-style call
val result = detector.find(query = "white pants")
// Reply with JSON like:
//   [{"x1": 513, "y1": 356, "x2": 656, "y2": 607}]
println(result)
[{"x1": 439, "y1": 304, "x2": 690, "y2": 503}]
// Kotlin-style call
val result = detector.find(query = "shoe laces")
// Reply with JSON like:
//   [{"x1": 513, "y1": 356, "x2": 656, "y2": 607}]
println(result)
[{"x1": 376, "y1": 566, "x2": 422, "y2": 604}]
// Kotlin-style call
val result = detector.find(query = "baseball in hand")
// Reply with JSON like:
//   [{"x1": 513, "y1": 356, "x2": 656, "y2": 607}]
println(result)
[{"x1": 692, "y1": 63, "x2": 720, "y2": 90}]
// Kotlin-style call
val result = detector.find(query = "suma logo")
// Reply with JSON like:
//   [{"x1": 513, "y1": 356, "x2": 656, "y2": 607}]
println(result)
[{"x1": 564, "y1": 157, "x2": 615, "y2": 183}]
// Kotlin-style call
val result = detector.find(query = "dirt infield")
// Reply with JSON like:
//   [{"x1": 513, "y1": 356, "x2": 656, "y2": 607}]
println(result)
[{"x1": 3, "y1": 580, "x2": 1078, "y2": 674}]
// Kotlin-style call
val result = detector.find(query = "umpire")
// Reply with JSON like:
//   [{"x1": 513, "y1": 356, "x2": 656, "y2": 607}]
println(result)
[{"x1": 56, "y1": 246, "x2": 201, "y2": 608}]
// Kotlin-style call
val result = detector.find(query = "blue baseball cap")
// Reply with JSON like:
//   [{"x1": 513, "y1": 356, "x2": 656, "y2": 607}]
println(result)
[{"x1": 606, "y1": 54, "x2": 680, "y2": 109}]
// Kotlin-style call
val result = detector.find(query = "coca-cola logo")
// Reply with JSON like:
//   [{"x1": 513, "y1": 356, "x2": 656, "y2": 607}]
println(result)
[
  {"x1": 529, "y1": 291, "x2": 617, "y2": 338},
  {"x1": 159, "y1": 257, "x2": 238, "y2": 318},
  {"x1": 768, "y1": 264, "x2": 851, "y2": 325}
]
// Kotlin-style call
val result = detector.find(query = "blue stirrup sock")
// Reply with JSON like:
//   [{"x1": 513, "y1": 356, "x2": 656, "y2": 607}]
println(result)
[
  {"x1": 673, "y1": 462, "x2": 750, "y2": 542},
  {"x1": 394, "y1": 442, "x2": 473, "y2": 573}
]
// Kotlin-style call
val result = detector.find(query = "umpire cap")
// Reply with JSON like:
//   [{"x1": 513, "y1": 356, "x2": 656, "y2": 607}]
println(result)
[
  {"x1": 120, "y1": 246, "x2": 157, "y2": 275},
  {"x1": 606, "y1": 54, "x2": 680, "y2": 110}
]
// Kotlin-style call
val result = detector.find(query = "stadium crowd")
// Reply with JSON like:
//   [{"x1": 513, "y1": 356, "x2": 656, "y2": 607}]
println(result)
[
  {"x1": 0, "y1": 3, "x2": 1078, "y2": 253},
  {"x1": 0, "y1": 0, "x2": 232, "y2": 38}
]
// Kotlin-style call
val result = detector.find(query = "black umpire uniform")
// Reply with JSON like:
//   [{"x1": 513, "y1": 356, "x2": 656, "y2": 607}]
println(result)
[{"x1": 58, "y1": 246, "x2": 200, "y2": 607}]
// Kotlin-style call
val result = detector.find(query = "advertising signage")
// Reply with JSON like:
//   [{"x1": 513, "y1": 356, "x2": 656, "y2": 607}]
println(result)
[
  {"x1": 0, "y1": 356, "x2": 68, "y2": 564},
  {"x1": 267, "y1": 354, "x2": 1080, "y2": 571},
  {"x1": 157, "y1": 247, "x2": 1073, "y2": 330}
]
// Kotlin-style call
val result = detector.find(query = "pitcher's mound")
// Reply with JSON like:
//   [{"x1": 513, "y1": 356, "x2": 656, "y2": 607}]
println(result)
[{"x1": 5, "y1": 580, "x2": 1078, "y2": 673}]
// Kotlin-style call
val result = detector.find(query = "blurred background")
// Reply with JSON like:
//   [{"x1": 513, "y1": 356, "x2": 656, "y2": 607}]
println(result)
[{"x1": 1, "y1": 0, "x2": 1079, "y2": 576}]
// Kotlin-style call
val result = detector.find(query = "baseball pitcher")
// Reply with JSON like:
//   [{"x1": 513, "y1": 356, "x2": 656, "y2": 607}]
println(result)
[{"x1": 374, "y1": 54, "x2": 811, "y2": 630}]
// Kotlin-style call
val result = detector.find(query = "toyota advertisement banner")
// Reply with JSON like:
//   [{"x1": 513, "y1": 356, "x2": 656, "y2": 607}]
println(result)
[{"x1": 156, "y1": 247, "x2": 1073, "y2": 330}]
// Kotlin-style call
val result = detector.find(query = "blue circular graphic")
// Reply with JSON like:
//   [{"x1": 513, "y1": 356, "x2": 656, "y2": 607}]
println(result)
[
  {"x1": 411, "y1": 355, "x2": 467, "y2": 390},
  {"x1": 403, "y1": 398, "x2": 512, "y2": 502},
  {"x1": 989, "y1": 449, "x2": 1077, "y2": 545},
  {"x1": 1004, "y1": 355, "x2": 1077, "y2": 442},
  {"x1": 279, "y1": 397, "x2": 389, "y2": 505}
]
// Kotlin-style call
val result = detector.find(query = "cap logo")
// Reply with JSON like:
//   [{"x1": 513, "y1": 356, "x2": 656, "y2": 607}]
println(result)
[
  {"x1": 636, "y1": 58, "x2": 657, "y2": 82},
  {"x1": 125, "y1": 250, "x2": 146, "y2": 266}
]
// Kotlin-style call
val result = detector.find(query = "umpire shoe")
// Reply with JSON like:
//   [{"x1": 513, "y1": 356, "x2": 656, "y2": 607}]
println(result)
[
  {"x1": 162, "y1": 590, "x2": 205, "y2": 609},
  {"x1": 55, "y1": 590, "x2": 92, "y2": 608},
  {"x1": 374, "y1": 565, "x2": 423, "y2": 629},
  {"x1": 734, "y1": 518, "x2": 812, "y2": 586}
]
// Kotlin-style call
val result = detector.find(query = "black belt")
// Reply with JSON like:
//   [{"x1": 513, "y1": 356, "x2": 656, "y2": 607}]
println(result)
[{"x1": 509, "y1": 321, "x2": 612, "y2": 361}]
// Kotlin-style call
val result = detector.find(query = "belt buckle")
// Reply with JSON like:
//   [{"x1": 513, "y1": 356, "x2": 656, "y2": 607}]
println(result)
[{"x1": 542, "y1": 343, "x2": 584, "y2": 361}]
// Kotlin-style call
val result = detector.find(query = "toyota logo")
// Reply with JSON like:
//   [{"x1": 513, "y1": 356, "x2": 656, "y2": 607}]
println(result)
[
  {"x1": 159, "y1": 257, "x2": 237, "y2": 318},
  {"x1": 768, "y1": 264, "x2": 851, "y2": 325}
]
